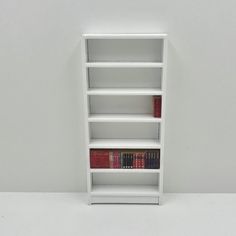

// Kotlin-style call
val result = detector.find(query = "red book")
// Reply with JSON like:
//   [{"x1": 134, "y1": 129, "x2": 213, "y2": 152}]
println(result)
[
  {"x1": 137, "y1": 153, "x2": 141, "y2": 169},
  {"x1": 141, "y1": 153, "x2": 145, "y2": 168},
  {"x1": 153, "y1": 96, "x2": 162, "y2": 118},
  {"x1": 132, "y1": 152, "x2": 137, "y2": 168},
  {"x1": 90, "y1": 149, "x2": 109, "y2": 168}
]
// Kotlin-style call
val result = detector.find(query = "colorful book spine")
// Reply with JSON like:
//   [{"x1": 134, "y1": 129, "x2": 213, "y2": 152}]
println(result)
[{"x1": 90, "y1": 149, "x2": 160, "y2": 169}]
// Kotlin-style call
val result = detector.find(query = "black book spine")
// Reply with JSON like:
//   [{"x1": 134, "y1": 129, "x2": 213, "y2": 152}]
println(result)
[
  {"x1": 130, "y1": 153, "x2": 132, "y2": 168},
  {"x1": 153, "y1": 152, "x2": 155, "y2": 169},
  {"x1": 122, "y1": 153, "x2": 125, "y2": 169},
  {"x1": 154, "y1": 152, "x2": 157, "y2": 169},
  {"x1": 127, "y1": 153, "x2": 129, "y2": 168},
  {"x1": 158, "y1": 150, "x2": 160, "y2": 169},
  {"x1": 129, "y1": 153, "x2": 131, "y2": 168},
  {"x1": 130, "y1": 153, "x2": 132, "y2": 169},
  {"x1": 124, "y1": 153, "x2": 127, "y2": 169},
  {"x1": 148, "y1": 152, "x2": 150, "y2": 169},
  {"x1": 150, "y1": 152, "x2": 153, "y2": 169}
]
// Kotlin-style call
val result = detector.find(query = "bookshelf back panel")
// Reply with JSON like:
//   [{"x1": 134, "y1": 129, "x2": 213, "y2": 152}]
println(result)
[
  {"x1": 92, "y1": 173, "x2": 159, "y2": 185},
  {"x1": 87, "y1": 39, "x2": 163, "y2": 62},
  {"x1": 89, "y1": 96, "x2": 153, "y2": 114},
  {"x1": 90, "y1": 123, "x2": 159, "y2": 139},
  {"x1": 88, "y1": 68, "x2": 162, "y2": 89}
]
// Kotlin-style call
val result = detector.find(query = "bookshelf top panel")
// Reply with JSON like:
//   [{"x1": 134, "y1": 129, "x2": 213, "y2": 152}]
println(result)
[{"x1": 83, "y1": 33, "x2": 167, "y2": 39}]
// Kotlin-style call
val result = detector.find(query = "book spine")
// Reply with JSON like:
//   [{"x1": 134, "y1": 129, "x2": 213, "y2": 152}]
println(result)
[
  {"x1": 153, "y1": 96, "x2": 162, "y2": 118},
  {"x1": 141, "y1": 152, "x2": 145, "y2": 169},
  {"x1": 109, "y1": 151, "x2": 113, "y2": 168},
  {"x1": 131, "y1": 153, "x2": 133, "y2": 169},
  {"x1": 121, "y1": 153, "x2": 124, "y2": 168},
  {"x1": 146, "y1": 152, "x2": 149, "y2": 169},
  {"x1": 127, "y1": 153, "x2": 130, "y2": 169},
  {"x1": 124, "y1": 153, "x2": 127, "y2": 169},
  {"x1": 133, "y1": 153, "x2": 136, "y2": 168},
  {"x1": 138, "y1": 153, "x2": 141, "y2": 169},
  {"x1": 117, "y1": 151, "x2": 121, "y2": 168},
  {"x1": 144, "y1": 152, "x2": 147, "y2": 169},
  {"x1": 113, "y1": 150, "x2": 116, "y2": 168},
  {"x1": 157, "y1": 150, "x2": 160, "y2": 169},
  {"x1": 151, "y1": 152, "x2": 154, "y2": 169}
]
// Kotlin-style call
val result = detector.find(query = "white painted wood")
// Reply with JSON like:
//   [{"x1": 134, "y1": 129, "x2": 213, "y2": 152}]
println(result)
[
  {"x1": 83, "y1": 33, "x2": 167, "y2": 39},
  {"x1": 86, "y1": 62, "x2": 163, "y2": 68},
  {"x1": 91, "y1": 184, "x2": 159, "y2": 197},
  {"x1": 89, "y1": 138, "x2": 161, "y2": 149},
  {"x1": 91, "y1": 196, "x2": 159, "y2": 204},
  {"x1": 82, "y1": 34, "x2": 167, "y2": 204},
  {"x1": 87, "y1": 88, "x2": 162, "y2": 96},
  {"x1": 88, "y1": 114, "x2": 161, "y2": 123},
  {"x1": 90, "y1": 169, "x2": 160, "y2": 173},
  {"x1": 158, "y1": 36, "x2": 168, "y2": 205},
  {"x1": 81, "y1": 37, "x2": 92, "y2": 203}
]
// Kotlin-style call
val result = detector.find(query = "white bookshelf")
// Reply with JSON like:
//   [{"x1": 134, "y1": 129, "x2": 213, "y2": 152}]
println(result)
[{"x1": 81, "y1": 33, "x2": 167, "y2": 204}]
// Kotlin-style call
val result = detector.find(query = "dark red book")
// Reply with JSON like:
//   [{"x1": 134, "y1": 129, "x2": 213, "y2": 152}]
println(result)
[
  {"x1": 153, "y1": 96, "x2": 162, "y2": 118},
  {"x1": 90, "y1": 149, "x2": 110, "y2": 168}
]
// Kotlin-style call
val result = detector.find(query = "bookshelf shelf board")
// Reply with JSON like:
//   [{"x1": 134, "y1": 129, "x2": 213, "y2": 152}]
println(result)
[
  {"x1": 88, "y1": 114, "x2": 161, "y2": 123},
  {"x1": 87, "y1": 88, "x2": 163, "y2": 96},
  {"x1": 88, "y1": 139, "x2": 161, "y2": 149},
  {"x1": 83, "y1": 33, "x2": 167, "y2": 39},
  {"x1": 90, "y1": 169, "x2": 160, "y2": 173},
  {"x1": 91, "y1": 184, "x2": 159, "y2": 197},
  {"x1": 86, "y1": 62, "x2": 163, "y2": 68}
]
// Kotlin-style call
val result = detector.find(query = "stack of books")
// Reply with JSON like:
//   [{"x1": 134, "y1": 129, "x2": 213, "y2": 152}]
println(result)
[
  {"x1": 153, "y1": 95, "x2": 162, "y2": 117},
  {"x1": 90, "y1": 149, "x2": 160, "y2": 169}
]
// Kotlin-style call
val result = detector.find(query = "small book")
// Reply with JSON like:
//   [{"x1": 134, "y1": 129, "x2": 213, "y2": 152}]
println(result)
[{"x1": 153, "y1": 96, "x2": 162, "y2": 118}]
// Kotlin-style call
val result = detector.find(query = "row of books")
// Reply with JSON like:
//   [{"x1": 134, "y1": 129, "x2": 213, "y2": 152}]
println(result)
[
  {"x1": 90, "y1": 149, "x2": 160, "y2": 169},
  {"x1": 153, "y1": 95, "x2": 162, "y2": 118}
]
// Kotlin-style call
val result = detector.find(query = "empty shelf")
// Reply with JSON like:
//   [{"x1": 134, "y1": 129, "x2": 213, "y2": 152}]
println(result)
[{"x1": 91, "y1": 184, "x2": 159, "y2": 197}]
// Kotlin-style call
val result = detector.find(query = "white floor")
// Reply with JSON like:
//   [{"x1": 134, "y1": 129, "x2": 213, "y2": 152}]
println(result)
[{"x1": 0, "y1": 193, "x2": 236, "y2": 236}]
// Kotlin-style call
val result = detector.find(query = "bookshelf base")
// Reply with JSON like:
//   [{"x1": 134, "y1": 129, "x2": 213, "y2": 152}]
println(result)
[
  {"x1": 90, "y1": 184, "x2": 160, "y2": 204},
  {"x1": 90, "y1": 196, "x2": 159, "y2": 204}
]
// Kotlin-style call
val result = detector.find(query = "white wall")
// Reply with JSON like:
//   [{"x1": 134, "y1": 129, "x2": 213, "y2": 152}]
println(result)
[{"x1": 0, "y1": 0, "x2": 236, "y2": 192}]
